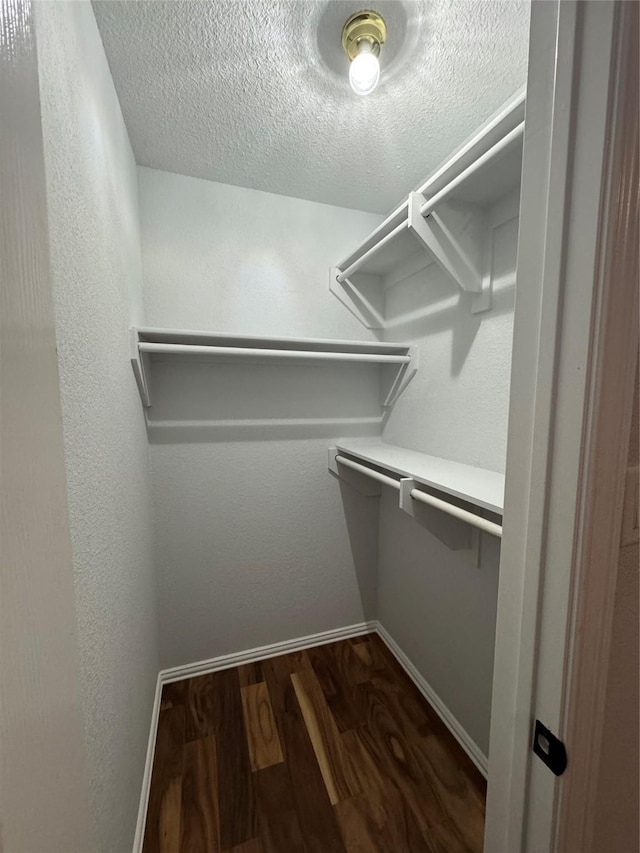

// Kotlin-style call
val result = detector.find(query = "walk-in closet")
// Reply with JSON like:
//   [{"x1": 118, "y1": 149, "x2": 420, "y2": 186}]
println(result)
[{"x1": 4, "y1": 0, "x2": 638, "y2": 851}]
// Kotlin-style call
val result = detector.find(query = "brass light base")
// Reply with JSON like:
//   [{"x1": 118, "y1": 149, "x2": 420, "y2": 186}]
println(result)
[{"x1": 341, "y1": 10, "x2": 387, "y2": 61}]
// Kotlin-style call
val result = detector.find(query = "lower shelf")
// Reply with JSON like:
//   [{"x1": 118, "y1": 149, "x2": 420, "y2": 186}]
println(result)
[
  {"x1": 329, "y1": 439, "x2": 504, "y2": 562},
  {"x1": 331, "y1": 438, "x2": 504, "y2": 515}
]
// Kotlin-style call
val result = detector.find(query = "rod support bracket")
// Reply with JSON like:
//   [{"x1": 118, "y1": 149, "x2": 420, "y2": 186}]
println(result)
[
  {"x1": 399, "y1": 478, "x2": 484, "y2": 561},
  {"x1": 130, "y1": 327, "x2": 151, "y2": 407},
  {"x1": 408, "y1": 193, "x2": 492, "y2": 313},
  {"x1": 328, "y1": 447, "x2": 382, "y2": 497},
  {"x1": 329, "y1": 267, "x2": 384, "y2": 330}
]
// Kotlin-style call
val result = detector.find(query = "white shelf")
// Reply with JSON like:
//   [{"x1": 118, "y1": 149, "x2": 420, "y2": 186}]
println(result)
[
  {"x1": 330, "y1": 89, "x2": 525, "y2": 327},
  {"x1": 131, "y1": 327, "x2": 418, "y2": 408},
  {"x1": 136, "y1": 327, "x2": 410, "y2": 355},
  {"x1": 332, "y1": 438, "x2": 504, "y2": 515}
]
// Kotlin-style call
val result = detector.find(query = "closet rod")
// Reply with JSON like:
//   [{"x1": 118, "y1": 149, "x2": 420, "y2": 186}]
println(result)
[
  {"x1": 335, "y1": 454, "x2": 401, "y2": 490},
  {"x1": 336, "y1": 219, "x2": 409, "y2": 283},
  {"x1": 138, "y1": 343, "x2": 410, "y2": 364},
  {"x1": 410, "y1": 489, "x2": 503, "y2": 538},
  {"x1": 419, "y1": 122, "x2": 525, "y2": 218}
]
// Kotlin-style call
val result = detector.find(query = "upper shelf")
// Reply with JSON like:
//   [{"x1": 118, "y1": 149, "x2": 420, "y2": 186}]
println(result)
[
  {"x1": 131, "y1": 327, "x2": 418, "y2": 408},
  {"x1": 330, "y1": 89, "x2": 525, "y2": 326},
  {"x1": 333, "y1": 438, "x2": 504, "y2": 515},
  {"x1": 135, "y1": 327, "x2": 410, "y2": 356}
]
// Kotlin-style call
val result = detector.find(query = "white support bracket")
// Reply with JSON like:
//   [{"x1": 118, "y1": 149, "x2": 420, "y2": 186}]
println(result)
[
  {"x1": 329, "y1": 267, "x2": 385, "y2": 330},
  {"x1": 379, "y1": 345, "x2": 419, "y2": 409},
  {"x1": 327, "y1": 448, "x2": 382, "y2": 497},
  {"x1": 399, "y1": 477, "x2": 482, "y2": 565},
  {"x1": 408, "y1": 192, "x2": 492, "y2": 314},
  {"x1": 130, "y1": 328, "x2": 151, "y2": 407},
  {"x1": 325, "y1": 276, "x2": 417, "y2": 408}
]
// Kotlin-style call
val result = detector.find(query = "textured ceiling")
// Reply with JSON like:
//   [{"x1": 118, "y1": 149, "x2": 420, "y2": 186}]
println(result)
[{"x1": 92, "y1": 0, "x2": 530, "y2": 214}]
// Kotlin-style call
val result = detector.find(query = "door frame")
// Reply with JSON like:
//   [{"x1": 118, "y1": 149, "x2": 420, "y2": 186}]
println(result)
[
  {"x1": 555, "y1": 2, "x2": 638, "y2": 847},
  {"x1": 485, "y1": 1, "x2": 638, "y2": 850}
]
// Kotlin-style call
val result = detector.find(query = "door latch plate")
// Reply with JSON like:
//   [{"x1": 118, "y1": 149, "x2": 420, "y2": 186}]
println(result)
[{"x1": 533, "y1": 719, "x2": 567, "y2": 776}]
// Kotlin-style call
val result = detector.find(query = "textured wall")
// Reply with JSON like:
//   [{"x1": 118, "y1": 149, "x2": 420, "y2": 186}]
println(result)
[
  {"x1": 35, "y1": 3, "x2": 158, "y2": 850},
  {"x1": 377, "y1": 489, "x2": 501, "y2": 753},
  {"x1": 376, "y1": 191, "x2": 519, "y2": 755},
  {"x1": 138, "y1": 167, "x2": 383, "y2": 667},
  {"x1": 139, "y1": 166, "x2": 382, "y2": 336},
  {"x1": 1, "y1": 0, "x2": 93, "y2": 847},
  {"x1": 151, "y1": 439, "x2": 379, "y2": 667},
  {"x1": 382, "y1": 193, "x2": 518, "y2": 470}
]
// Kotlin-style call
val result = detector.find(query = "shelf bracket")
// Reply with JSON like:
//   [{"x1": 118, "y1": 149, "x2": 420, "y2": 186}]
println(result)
[
  {"x1": 329, "y1": 267, "x2": 385, "y2": 330},
  {"x1": 130, "y1": 328, "x2": 151, "y2": 407},
  {"x1": 398, "y1": 478, "x2": 481, "y2": 563},
  {"x1": 380, "y1": 345, "x2": 418, "y2": 409},
  {"x1": 327, "y1": 448, "x2": 382, "y2": 497},
  {"x1": 408, "y1": 193, "x2": 491, "y2": 314}
]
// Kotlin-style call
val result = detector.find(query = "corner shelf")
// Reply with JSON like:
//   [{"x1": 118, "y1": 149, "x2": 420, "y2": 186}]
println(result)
[
  {"x1": 330, "y1": 89, "x2": 525, "y2": 327},
  {"x1": 131, "y1": 327, "x2": 418, "y2": 408}
]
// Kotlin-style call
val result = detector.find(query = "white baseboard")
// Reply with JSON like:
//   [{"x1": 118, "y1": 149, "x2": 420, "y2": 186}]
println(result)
[
  {"x1": 132, "y1": 674, "x2": 162, "y2": 853},
  {"x1": 375, "y1": 622, "x2": 488, "y2": 777},
  {"x1": 160, "y1": 621, "x2": 378, "y2": 684},
  {"x1": 133, "y1": 617, "x2": 487, "y2": 852}
]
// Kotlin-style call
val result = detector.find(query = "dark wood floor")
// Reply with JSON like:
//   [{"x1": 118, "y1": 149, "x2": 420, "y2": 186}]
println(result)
[{"x1": 143, "y1": 633, "x2": 486, "y2": 853}]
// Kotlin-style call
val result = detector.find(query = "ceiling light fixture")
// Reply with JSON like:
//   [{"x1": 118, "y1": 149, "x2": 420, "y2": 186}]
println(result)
[{"x1": 341, "y1": 10, "x2": 386, "y2": 97}]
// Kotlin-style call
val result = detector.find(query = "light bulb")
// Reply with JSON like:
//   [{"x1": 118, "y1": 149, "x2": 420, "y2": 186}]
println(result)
[{"x1": 349, "y1": 40, "x2": 380, "y2": 96}]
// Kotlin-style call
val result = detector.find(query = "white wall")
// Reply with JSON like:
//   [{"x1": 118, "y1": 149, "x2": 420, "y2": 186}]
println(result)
[
  {"x1": 1, "y1": 0, "x2": 93, "y2": 847},
  {"x1": 377, "y1": 192, "x2": 519, "y2": 755},
  {"x1": 139, "y1": 166, "x2": 382, "y2": 338},
  {"x1": 138, "y1": 167, "x2": 383, "y2": 667},
  {"x1": 382, "y1": 193, "x2": 518, "y2": 470},
  {"x1": 35, "y1": 3, "x2": 158, "y2": 849}
]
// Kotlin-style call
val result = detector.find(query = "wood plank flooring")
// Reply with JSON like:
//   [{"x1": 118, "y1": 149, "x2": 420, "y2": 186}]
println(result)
[{"x1": 143, "y1": 634, "x2": 486, "y2": 853}]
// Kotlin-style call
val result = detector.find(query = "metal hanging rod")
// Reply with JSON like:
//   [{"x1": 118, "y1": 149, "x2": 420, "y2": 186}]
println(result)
[
  {"x1": 336, "y1": 220, "x2": 409, "y2": 283},
  {"x1": 334, "y1": 454, "x2": 401, "y2": 490},
  {"x1": 333, "y1": 453, "x2": 503, "y2": 537},
  {"x1": 138, "y1": 343, "x2": 410, "y2": 364},
  {"x1": 410, "y1": 488, "x2": 503, "y2": 537},
  {"x1": 420, "y1": 122, "x2": 525, "y2": 218}
]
